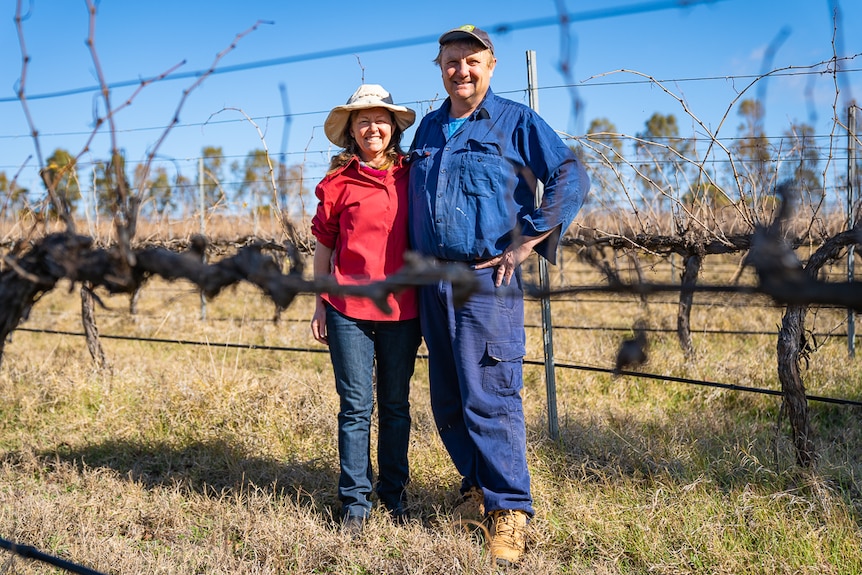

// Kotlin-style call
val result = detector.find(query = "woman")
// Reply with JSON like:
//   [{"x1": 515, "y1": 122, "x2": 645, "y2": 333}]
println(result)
[{"x1": 310, "y1": 84, "x2": 421, "y2": 535}]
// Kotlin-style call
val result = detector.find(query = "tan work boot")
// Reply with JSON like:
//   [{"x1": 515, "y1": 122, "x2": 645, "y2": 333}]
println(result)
[
  {"x1": 452, "y1": 485, "x2": 485, "y2": 523},
  {"x1": 488, "y1": 509, "x2": 528, "y2": 566}
]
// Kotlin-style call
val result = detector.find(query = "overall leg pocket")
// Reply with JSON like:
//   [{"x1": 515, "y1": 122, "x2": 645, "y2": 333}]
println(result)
[{"x1": 481, "y1": 340, "x2": 526, "y2": 396}]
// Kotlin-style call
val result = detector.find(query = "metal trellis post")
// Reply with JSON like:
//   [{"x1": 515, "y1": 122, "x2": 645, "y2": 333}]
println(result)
[
  {"x1": 527, "y1": 50, "x2": 559, "y2": 441},
  {"x1": 199, "y1": 156, "x2": 207, "y2": 321},
  {"x1": 849, "y1": 105, "x2": 857, "y2": 358}
]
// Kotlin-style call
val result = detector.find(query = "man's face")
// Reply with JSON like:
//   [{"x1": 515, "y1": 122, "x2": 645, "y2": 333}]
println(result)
[{"x1": 440, "y1": 44, "x2": 496, "y2": 112}]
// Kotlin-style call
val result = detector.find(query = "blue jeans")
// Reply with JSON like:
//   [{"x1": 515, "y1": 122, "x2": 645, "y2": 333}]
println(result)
[
  {"x1": 325, "y1": 304, "x2": 422, "y2": 519},
  {"x1": 419, "y1": 266, "x2": 534, "y2": 516}
]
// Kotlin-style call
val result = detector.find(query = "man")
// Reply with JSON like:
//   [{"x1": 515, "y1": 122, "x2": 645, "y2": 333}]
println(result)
[{"x1": 408, "y1": 24, "x2": 590, "y2": 566}]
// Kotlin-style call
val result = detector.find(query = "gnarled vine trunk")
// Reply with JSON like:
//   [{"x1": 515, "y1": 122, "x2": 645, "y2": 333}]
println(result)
[
  {"x1": 677, "y1": 251, "x2": 702, "y2": 358},
  {"x1": 776, "y1": 304, "x2": 814, "y2": 466},
  {"x1": 766, "y1": 227, "x2": 861, "y2": 468},
  {"x1": 81, "y1": 282, "x2": 110, "y2": 371}
]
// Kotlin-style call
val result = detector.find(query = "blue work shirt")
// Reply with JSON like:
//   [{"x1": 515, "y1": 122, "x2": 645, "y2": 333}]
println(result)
[{"x1": 408, "y1": 88, "x2": 590, "y2": 265}]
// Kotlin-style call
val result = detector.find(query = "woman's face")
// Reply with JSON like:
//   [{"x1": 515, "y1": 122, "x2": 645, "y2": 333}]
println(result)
[{"x1": 349, "y1": 107, "x2": 394, "y2": 162}]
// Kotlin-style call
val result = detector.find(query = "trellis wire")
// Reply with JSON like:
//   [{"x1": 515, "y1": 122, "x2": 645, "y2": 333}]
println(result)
[
  {"x1": 0, "y1": 537, "x2": 107, "y2": 575},
  {"x1": 13, "y1": 327, "x2": 862, "y2": 409}
]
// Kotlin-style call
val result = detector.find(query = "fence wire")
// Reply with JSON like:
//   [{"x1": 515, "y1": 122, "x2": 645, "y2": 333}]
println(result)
[{"x1": 14, "y1": 326, "x2": 862, "y2": 408}]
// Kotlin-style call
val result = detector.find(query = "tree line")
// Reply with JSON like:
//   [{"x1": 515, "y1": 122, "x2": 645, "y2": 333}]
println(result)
[
  {"x1": 3, "y1": 97, "x2": 857, "y2": 233},
  {"x1": 0, "y1": 147, "x2": 312, "y2": 225},
  {"x1": 583, "y1": 98, "x2": 844, "y2": 218}
]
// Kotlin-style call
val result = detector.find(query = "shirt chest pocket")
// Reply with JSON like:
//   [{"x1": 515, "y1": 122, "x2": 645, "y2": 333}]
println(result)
[{"x1": 459, "y1": 141, "x2": 504, "y2": 198}]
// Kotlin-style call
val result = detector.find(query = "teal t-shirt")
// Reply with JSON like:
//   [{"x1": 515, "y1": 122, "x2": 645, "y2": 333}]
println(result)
[{"x1": 445, "y1": 117, "x2": 468, "y2": 139}]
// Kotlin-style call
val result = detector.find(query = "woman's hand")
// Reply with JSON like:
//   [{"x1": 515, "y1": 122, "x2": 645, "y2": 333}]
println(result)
[
  {"x1": 311, "y1": 297, "x2": 328, "y2": 345},
  {"x1": 311, "y1": 243, "x2": 334, "y2": 345}
]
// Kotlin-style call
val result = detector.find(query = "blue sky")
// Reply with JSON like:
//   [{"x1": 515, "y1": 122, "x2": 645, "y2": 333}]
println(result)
[{"x1": 1, "y1": 0, "x2": 859, "y2": 199}]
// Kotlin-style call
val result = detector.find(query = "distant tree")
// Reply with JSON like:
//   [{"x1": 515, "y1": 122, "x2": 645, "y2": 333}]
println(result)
[
  {"x1": 277, "y1": 162, "x2": 312, "y2": 221},
  {"x1": 0, "y1": 171, "x2": 29, "y2": 218},
  {"x1": 682, "y1": 180, "x2": 731, "y2": 209},
  {"x1": 639, "y1": 112, "x2": 684, "y2": 146},
  {"x1": 581, "y1": 118, "x2": 628, "y2": 210},
  {"x1": 732, "y1": 99, "x2": 774, "y2": 201},
  {"x1": 634, "y1": 113, "x2": 694, "y2": 211},
  {"x1": 93, "y1": 152, "x2": 131, "y2": 217},
  {"x1": 42, "y1": 148, "x2": 81, "y2": 217},
  {"x1": 135, "y1": 164, "x2": 175, "y2": 217},
  {"x1": 235, "y1": 149, "x2": 275, "y2": 216},
  {"x1": 174, "y1": 173, "x2": 193, "y2": 214},
  {"x1": 782, "y1": 122, "x2": 822, "y2": 204},
  {"x1": 0, "y1": 172, "x2": 8, "y2": 217},
  {"x1": 586, "y1": 117, "x2": 624, "y2": 160},
  {"x1": 91, "y1": 161, "x2": 110, "y2": 216},
  {"x1": 198, "y1": 146, "x2": 227, "y2": 211}
]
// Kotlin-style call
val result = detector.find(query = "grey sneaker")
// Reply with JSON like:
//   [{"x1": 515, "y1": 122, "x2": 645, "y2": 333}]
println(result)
[{"x1": 341, "y1": 515, "x2": 365, "y2": 539}]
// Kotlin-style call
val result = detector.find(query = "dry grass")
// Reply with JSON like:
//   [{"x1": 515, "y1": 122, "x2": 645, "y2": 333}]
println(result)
[{"x1": 1, "y1": 247, "x2": 861, "y2": 574}]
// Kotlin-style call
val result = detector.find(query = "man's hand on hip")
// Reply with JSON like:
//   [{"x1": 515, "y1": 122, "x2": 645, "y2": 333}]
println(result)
[{"x1": 474, "y1": 230, "x2": 554, "y2": 287}]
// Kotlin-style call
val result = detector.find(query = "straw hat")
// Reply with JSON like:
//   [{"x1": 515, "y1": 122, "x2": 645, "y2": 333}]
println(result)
[{"x1": 324, "y1": 84, "x2": 416, "y2": 148}]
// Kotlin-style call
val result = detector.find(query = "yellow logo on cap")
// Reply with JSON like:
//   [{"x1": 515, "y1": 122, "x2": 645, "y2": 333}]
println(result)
[{"x1": 460, "y1": 25, "x2": 475, "y2": 32}]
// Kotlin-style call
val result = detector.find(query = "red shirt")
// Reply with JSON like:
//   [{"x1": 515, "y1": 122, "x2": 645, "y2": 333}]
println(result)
[{"x1": 311, "y1": 156, "x2": 417, "y2": 321}]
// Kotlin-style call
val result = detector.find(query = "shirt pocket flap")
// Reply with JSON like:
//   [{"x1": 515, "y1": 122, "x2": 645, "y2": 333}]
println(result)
[
  {"x1": 407, "y1": 149, "x2": 426, "y2": 164},
  {"x1": 465, "y1": 139, "x2": 502, "y2": 154}
]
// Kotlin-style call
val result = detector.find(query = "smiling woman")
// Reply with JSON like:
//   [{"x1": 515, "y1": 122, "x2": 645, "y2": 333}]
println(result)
[
  {"x1": 310, "y1": 84, "x2": 421, "y2": 534},
  {"x1": 349, "y1": 109, "x2": 395, "y2": 169}
]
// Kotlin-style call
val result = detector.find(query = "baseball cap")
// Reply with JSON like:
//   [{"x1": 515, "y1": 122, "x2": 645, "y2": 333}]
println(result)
[{"x1": 438, "y1": 24, "x2": 494, "y2": 53}]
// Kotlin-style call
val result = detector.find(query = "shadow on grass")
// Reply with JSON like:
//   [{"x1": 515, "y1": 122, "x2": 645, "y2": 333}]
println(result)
[
  {"x1": 27, "y1": 438, "x2": 459, "y2": 525},
  {"x1": 530, "y1": 396, "x2": 862, "y2": 511},
  {"x1": 31, "y1": 438, "x2": 341, "y2": 518},
  {"x1": 538, "y1": 410, "x2": 862, "y2": 549}
]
